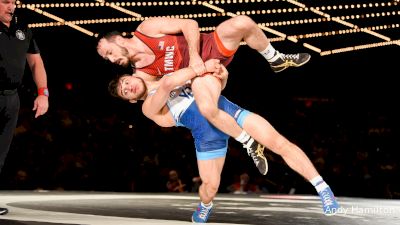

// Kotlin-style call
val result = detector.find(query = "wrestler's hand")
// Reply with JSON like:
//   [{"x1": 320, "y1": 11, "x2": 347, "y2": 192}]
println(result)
[
  {"x1": 219, "y1": 65, "x2": 229, "y2": 90},
  {"x1": 204, "y1": 59, "x2": 224, "y2": 79},
  {"x1": 33, "y1": 95, "x2": 49, "y2": 118},
  {"x1": 189, "y1": 54, "x2": 207, "y2": 76},
  {"x1": 204, "y1": 59, "x2": 220, "y2": 72},
  {"x1": 210, "y1": 65, "x2": 227, "y2": 80},
  {"x1": 218, "y1": 65, "x2": 228, "y2": 81}
]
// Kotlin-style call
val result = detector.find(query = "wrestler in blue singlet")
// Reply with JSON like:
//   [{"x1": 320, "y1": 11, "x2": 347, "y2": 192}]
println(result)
[{"x1": 150, "y1": 83, "x2": 251, "y2": 160}]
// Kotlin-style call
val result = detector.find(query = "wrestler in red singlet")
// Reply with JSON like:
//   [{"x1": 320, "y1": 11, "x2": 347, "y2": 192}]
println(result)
[{"x1": 134, "y1": 31, "x2": 237, "y2": 76}]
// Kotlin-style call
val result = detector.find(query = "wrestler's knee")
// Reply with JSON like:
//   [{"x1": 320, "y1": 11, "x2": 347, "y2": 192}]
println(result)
[
  {"x1": 230, "y1": 15, "x2": 256, "y2": 31},
  {"x1": 197, "y1": 102, "x2": 219, "y2": 120},
  {"x1": 274, "y1": 138, "x2": 294, "y2": 156},
  {"x1": 202, "y1": 178, "x2": 219, "y2": 196},
  {"x1": 205, "y1": 183, "x2": 219, "y2": 199}
]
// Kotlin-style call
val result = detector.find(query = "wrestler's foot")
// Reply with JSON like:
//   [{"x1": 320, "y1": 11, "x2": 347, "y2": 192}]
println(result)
[
  {"x1": 319, "y1": 185, "x2": 340, "y2": 216},
  {"x1": 243, "y1": 138, "x2": 268, "y2": 175},
  {"x1": 270, "y1": 51, "x2": 311, "y2": 73},
  {"x1": 0, "y1": 207, "x2": 8, "y2": 215},
  {"x1": 192, "y1": 202, "x2": 213, "y2": 223}
]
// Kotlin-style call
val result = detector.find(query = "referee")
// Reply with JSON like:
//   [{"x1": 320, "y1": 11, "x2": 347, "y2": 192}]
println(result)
[{"x1": 1, "y1": 0, "x2": 49, "y2": 215}]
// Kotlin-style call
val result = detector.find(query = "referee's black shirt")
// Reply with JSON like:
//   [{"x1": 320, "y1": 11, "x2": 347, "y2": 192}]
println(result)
[{"x1": 0, "y1": 19, "x2": 40, "y2": 90}]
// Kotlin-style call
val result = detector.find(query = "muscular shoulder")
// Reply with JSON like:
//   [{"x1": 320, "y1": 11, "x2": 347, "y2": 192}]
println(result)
[
  {"x1": 142, "y1": 101, "x2": 175, "y2": 127},
  {"x1": 135, "y1": 70, "x2": 160, "y2": 81},
  {"x1": 137, "y1": 17, "x2": 165, "y2": 37}
]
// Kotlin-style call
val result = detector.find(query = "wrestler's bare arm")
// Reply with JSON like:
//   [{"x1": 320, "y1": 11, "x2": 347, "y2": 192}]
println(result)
[
  {"x1": 137, "y1": 17, "x2": 205, "y2": 75},
  {"x1": 142, "y1": 67, "x2": 198, "y2": 119},
  {"x1": 134, "y1": 70, "x2": 158, "y2": 82},
  {"x1": 219, "y1": 65, "x2": 229, "y2": 90},
  {"x1": 142, "y1": 59, "x2": 222, "y2": 119},
  {"x1": 144, "y1": 105, "x2": 175, "y2": 128},
  {"x1": 137, "y1": 17, "x2": 199, "y2": 37}
]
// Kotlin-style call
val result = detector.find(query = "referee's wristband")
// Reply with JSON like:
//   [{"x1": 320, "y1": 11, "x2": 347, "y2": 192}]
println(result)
[{"x1": 38, "y1": 87, "x2": 49, "y2": 97}]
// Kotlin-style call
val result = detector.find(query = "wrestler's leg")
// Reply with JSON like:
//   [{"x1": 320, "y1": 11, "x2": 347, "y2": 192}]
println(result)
[
  {"x1": 215, "y1": 15, "x2": 269, "y2": 52},
  {"x1": 241, "y1": 112, "x2": 340, "y2": 215},
  {"x1": 197, "y1": 157, "x2": 225, "y2": 204},
  {"x1": 242, "y1": 113, "x2": 318, "y2": 180},
  {"x1": 191, "y1": 75, "x2": 267, "y2": 174},
  {"x1": 215, "y1": 15, "x2": 311, "y2": 72},
  {"x1": 192, "y1": 156, "x2": 225, "y2": 223},
  {"x1": 192, "y1": 75, "x2": 240, "y2": 138}
]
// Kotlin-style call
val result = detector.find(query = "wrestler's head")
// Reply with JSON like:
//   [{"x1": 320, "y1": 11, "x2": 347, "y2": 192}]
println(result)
[
  {"x1": 108, "y1": 74, "x2": 147, "y2": 103},
  {"x1": 97, "y1": 31, "x2": 131, "y2": 67}
]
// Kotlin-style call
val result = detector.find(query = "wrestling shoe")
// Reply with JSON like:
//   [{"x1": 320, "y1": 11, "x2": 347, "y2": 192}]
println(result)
[
  {"x1": 243, "y1": 138, "x2": 268, "y2": 175},
  {"x1": 319, "y1": 185, "x2": 340, "y2": 216},
  {"x1": 192, "y1": 202, "x2": 213, "y2": 223},
  {"x1": 0, "y1": 207, "x2": 8, "y2": 215},
  {"x1": 269, "y1": 51, "x2": 311, "y2": 73}
]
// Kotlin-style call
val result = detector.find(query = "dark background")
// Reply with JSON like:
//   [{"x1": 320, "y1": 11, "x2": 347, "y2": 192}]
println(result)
[{"x1": 0, "y1": 1, "x2": 398, "y2": 198}]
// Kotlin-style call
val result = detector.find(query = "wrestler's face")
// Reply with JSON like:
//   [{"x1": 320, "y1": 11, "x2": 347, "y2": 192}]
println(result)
[
  {"x1": 0, "y1": 0, "x2": 16, "y2": 26},
  {"x1": 97, "y1": 38, "x2": 131, "y2": 67},
  {"x1": 117, "y1": 75, "x2": 147, "y2": 102}
]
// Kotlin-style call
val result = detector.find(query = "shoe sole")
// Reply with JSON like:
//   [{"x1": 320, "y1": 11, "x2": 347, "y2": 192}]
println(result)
[
  {"x1": 260, "y1": 157, "x2": 268, "y2": 175},
  {"x1": 0, "y1": 209, "x2": 9, "y2": 215},
  {"x1": 192, "y1": 215, "x2": 206, "y2": 223},
  {"x1": 324, "y1": 211, "x2": 338, "y2": 216}
]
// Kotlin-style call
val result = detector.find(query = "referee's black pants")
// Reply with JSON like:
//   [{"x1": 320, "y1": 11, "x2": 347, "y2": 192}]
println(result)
[{"x1": 0, "y1": 93, "x2": 20, "y2": 174}]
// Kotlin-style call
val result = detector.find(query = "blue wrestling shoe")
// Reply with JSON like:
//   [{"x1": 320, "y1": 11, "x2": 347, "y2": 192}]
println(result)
[
  {"x1": 319, "y1": 186, "x2": 340, "y2": 216},
  {"x1": 192, "y1": 202, "x2": 213, "y2": 223}
]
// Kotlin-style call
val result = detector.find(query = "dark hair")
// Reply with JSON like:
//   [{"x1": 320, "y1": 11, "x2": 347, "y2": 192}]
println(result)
[
  {"x1": 97, "y1": 30, "x2": 122, "y2": 43},
  {"x1": 108, "y1": 74, "x2": 129, "y2": 99}
]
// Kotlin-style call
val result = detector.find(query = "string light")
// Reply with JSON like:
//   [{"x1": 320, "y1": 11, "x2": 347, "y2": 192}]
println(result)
[
  {"x1": 321, "y1": 40, "x2": 400, "y2": 56},
  {"x1": 95, "y1": 0, "x2": 141, "y2": 18},
  {"x1": 19, "y1": 1, "x2": 398, "y2": 11},
  {"x1": 28, "y1": 17, "x2": 145, "y2": 28},
  {"x1": 25, "y1": 5, "x2": 95, "y2": 36},
  {"x1": 303, "y1": 43, "x2": 321, "y2": 53},
  {"x1": 18, "y1": 0, "x2": 399, "y2": 55},
  {"x1": 287, "y1": 24, "x2": 400, "y2": 40}
]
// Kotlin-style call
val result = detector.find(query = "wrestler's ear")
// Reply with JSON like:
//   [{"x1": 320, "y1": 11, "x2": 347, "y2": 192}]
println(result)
[
  {"x1": 115, "y1": 36, "x2": 125, "y2": 45},
  {"x1": 129, "y1": 99, "x2": 137, "y2": 104}
]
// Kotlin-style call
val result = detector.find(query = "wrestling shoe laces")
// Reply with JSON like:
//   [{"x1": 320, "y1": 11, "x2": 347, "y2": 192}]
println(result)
[
  {"x1": 321, "y1": 191, "x2": 334, "y2": 206},
  {"x1": 243, "y1": 138, "x2": 268, "y2": 175},
  {"x1": 192, "y1": 202, "x2": 213, "y2": 223},
  {"x1": 269, "y1": 51, "x2": 311, "y2": 73},
  {"x1": 318, "y1": 186, "x2": 340, "y2": 216}
]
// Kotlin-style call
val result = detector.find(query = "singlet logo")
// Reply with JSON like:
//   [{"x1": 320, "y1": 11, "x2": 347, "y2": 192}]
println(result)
[
  {"x1": 169, "y1": 90, "x2": 177, "y2": 99},
  {"x1": 158, "y1": 41, "x2": 164, "y2": 50},
  {"x1": 169, "y1": 86, "x2": 193, "y2": 100},
  {"x1": 164, "y1": 46, "x2": 175, "y2": 72},
  {"x1": 15, "y1": 30, "x2": 25, "y2": 40},
  {"x1": 181, "y1": 86, "x2": 193, "y2": 97}
]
